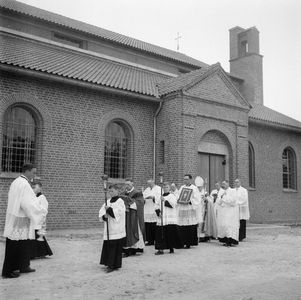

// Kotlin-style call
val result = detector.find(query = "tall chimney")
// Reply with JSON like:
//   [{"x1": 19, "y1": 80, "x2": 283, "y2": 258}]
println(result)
[{"x1": 229, "y1": 26, "x2": 263, "y2": 105}]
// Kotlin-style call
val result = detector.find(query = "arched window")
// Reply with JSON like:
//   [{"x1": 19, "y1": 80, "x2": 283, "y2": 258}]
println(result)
[
  {"x1": 104, "y1": 121, "x2": 131, "y2": 179},
  {"x1": 2, "y1": 106, "x2": 38, "y2": 173},
  {"x1": 248, "y1": 142, "x2": 255, "y2": 188},
  {"x1": 282, "y1": 147, "x2": 297, "y2": 190}
]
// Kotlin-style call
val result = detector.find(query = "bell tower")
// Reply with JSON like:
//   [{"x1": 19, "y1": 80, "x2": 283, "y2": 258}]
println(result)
[{"x1": 229, "y1": 26, "x2": 263, "y2": 105}]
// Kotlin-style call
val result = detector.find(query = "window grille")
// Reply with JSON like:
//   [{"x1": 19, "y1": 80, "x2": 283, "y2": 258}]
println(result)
[
  {"x1": 104, "y1": 122, "x2": 129, "y2": 179},
  {"x1": 1, "y1": 107, "x2": 37, "y2": 173},
  {"x1": 282, "y1": 148, "x2": 297, "y2": 190},
  {"x1": 248, "y1": 142, "x2": 255, "y2": 188}
]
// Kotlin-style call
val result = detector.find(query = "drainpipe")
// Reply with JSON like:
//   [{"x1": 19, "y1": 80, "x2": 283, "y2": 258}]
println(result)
[{"x1": 153, "y1": 101, "x2": 163, "y2": 181}]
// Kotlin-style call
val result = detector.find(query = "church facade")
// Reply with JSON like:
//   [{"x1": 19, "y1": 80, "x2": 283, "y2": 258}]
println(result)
[{"x1": 0, "y1": 0, "x2": 300, "y2": 230}]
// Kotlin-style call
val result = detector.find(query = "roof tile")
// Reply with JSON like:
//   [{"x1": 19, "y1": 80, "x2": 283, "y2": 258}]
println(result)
[
  {"x1": 249, "y1": 103, "x2": 301, "y2": 130},
  {"x1": 0, "y1": 33, "x2": 169, "y2": 97},
  {"x1": 157, "y1": 67, "x2": 208, "y2": 96},
  {"x1": 0, "y1": 0, "x2": 208, "y2": 68}
]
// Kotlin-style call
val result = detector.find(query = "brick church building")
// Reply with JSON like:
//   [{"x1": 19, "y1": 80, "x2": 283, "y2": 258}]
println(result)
[{"x1": 1, "y1": 0, "x2": 300, "y2": 230}]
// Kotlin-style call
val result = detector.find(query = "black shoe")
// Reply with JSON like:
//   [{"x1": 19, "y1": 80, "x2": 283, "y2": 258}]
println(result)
[
  {"x1": 199, "y1": 237, "x2": 210, "y2": 242},
  {"x1": 145, "y1": 242, "x2": 154, "y2": 246},
  {"x1": 122, "y1": 251, "x2": 136, "y2": 258},
  {"x1": 20, "y1": 267, "x2": 36, "y2": 273},
  {"x1": 184, "y1": 245, "x2": 190, "y2": 249},
  {"x1": 155, "y1": 250, "x2": 164, "y2": 255},
  {"x1": 222, "y1": 243, "x2": 231, "y2": 247},
  {"x1": 106, "y1": 266, "x2": 116, "y2": 273},
  {"x1": 2, "y1": 272, "x2": 20, "y2": 278},
  {"x1": 169, "y1": 248, "x2": 174, "y2": 254}
]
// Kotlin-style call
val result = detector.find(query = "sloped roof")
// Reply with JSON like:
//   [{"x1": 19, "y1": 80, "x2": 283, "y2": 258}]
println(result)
[
  {"x1": 158, "y1": 63, "x2": 250, "y2": 109},
  {"x1": 0, "y1": 0, "x2": 208, "y2": 68},
  {"x1": 249, "y1": 103, "x2": 301, "y2": 130},
  {"x1": 157, "y1": 67, "x2": 208, "y2": 96},
  {"x1": 0, "y1": 32, "x2": 169, "y2": 97}
]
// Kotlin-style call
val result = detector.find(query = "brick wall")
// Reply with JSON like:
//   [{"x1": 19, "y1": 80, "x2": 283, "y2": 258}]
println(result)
[
  {"x1": 230, "y1": 54, "x2": 263, "y2": 105},
  {"x1": 248, "y1": 122, "x2": 301, "y2": 223},
  {"x1": 1, "y1": 71, "x2": 300, "y2": 228},
  {"x1": 0, "y1": 71, "x2": 159, "y2": 230},
  {"x1": 156, "y1": 91, "x2": 249, "y2": 190},
  {"x1": 156, "y1": 94, "x2": 183, "y2": 186}
]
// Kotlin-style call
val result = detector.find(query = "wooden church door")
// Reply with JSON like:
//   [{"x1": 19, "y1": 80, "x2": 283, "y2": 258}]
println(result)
[{"x1": 198, "y1": 153, "x2": 225, "y2": 193}]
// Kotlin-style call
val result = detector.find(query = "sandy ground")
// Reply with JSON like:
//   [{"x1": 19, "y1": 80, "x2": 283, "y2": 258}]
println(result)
[{"x1": 0, "y1": 224, "x2": 301, "y2": 300}]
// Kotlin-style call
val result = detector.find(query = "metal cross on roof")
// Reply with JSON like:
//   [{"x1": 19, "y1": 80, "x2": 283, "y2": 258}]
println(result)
[{"x1": 175, "y1": 32, "x2": 182, "y2": 51}]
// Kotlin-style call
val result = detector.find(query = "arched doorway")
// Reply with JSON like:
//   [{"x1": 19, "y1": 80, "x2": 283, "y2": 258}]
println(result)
[{"x1": 197, "y1": 130, "x2": 230, "y2": 193}]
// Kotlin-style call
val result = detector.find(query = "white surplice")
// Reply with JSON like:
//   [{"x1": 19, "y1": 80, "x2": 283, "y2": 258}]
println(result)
[
  {"x1": 155, "y1": 193, "x2": 178, "y2": 226},
  {"x1": 177, "y1": 184, "x2": 201, "y2": 226},
  {"x1": 34, "y1": 194, "x2": 49, "y2": 230},
  {"x1": 235, "y1": 186, "x2": 250, "y2": 220},
  {"x1": 4, "y1": 176, "x2": 47, "y2": 240},
  {"x1": 99, "y1": 197, "x2": 126, "y2": 240},
  {"x1": 143, "y1": 185, "x2": 161, "y2": 223},
  {"x1": 210, "y1": 188, "x2": 224, "y2": 218},
  {"x1": 216, "y1": 187, "x2": 239, "y2": 241}
]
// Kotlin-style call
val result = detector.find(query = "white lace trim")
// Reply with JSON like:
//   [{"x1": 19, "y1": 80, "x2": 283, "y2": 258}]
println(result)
[
  {"x1": 10, "y1": 227, "x2": 30, "y2": 240},
  {"x1": 218, "y1": 226, "x2": 239, "y2": 240},
  {"x1": 177, "y1": 208, "x2": 198, "y2": 225},
  {"x1": 144, "y1": 213, "x2": 158, "y2": 223}
]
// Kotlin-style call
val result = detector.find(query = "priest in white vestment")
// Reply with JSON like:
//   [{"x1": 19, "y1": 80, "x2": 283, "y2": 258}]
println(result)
[
  {"x1": 170, "y1": 183, "x2": 179, "y2": 198},
  {"x1": 176, "y1": 174, "x2": 201, "y2": 248},
  {"x1": 99, "y1": 184, "x2": 126, "y2": 272},
  {"x1": 154, "y1": 182, "x2": 183, "y2": 255},
  {"x1": 2, "y1": 163, "x2": 47, "y2": 278},
  {"x1": 216, "y1": 180, "x2": 239, "y2": 247},
  {"x1": 30, "y1": 182, "x2": 53, "y2": 259},
  {"x1": 170, "y1": 183, "x2": 180, "y2": 217},
  {"x1": 210, "y1": 181, "x2": 223, "y2": 219},
  {"x1": 234, "y1": 179, "x2": 250, "y2": 241},
  {"x1": 143, "y1": 179, "x2": 161, "y2": 245}
]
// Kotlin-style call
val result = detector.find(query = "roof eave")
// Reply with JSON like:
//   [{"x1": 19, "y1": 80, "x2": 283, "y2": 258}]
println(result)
[
  {"x1": 249, "y1": 117, "x2": 301, "y2": 133},
  {"x1": 0, "y1": 63, "x2": 162, "y2": 103}
]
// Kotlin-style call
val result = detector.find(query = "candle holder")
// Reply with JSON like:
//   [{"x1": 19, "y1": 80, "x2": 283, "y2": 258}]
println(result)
[
  {"x1": 159, "y1": 172, "x2": 163, "y2": 185},
  {"x1": 101, "y1": 174, "x2": 110, "y2": 245}
]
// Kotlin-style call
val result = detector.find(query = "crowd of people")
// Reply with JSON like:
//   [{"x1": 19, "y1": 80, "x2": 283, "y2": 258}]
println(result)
[
  {"x1": 1, "y1": 163, "x2": 249, "y2": 278},
  {"x1": 99, "y1": 174, "x2": 250, "y2": 273}
]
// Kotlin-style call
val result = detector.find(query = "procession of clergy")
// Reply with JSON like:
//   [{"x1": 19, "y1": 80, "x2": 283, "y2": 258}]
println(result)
[
  {"x1": 1, "y1": 162, "x2": 250, "y2": 277},
  {"x1": 98, "y1": 174, "x2": 250, "y2": 273}
]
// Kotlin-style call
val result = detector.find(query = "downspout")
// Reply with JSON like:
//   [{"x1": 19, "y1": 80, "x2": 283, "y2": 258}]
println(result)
[{"x1": 153, "y1": 101, "x2": 163, "y2": 181}]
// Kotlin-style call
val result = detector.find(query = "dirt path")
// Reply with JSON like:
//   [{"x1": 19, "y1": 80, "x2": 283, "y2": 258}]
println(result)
[{"x1": 1, "y1": 225, "x2": 301, "y2": 300}]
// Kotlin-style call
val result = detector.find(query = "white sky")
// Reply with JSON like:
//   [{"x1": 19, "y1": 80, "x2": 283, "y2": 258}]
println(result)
[{"x1": 16, "y1": 0, "x2": 301, "y2": 122}]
